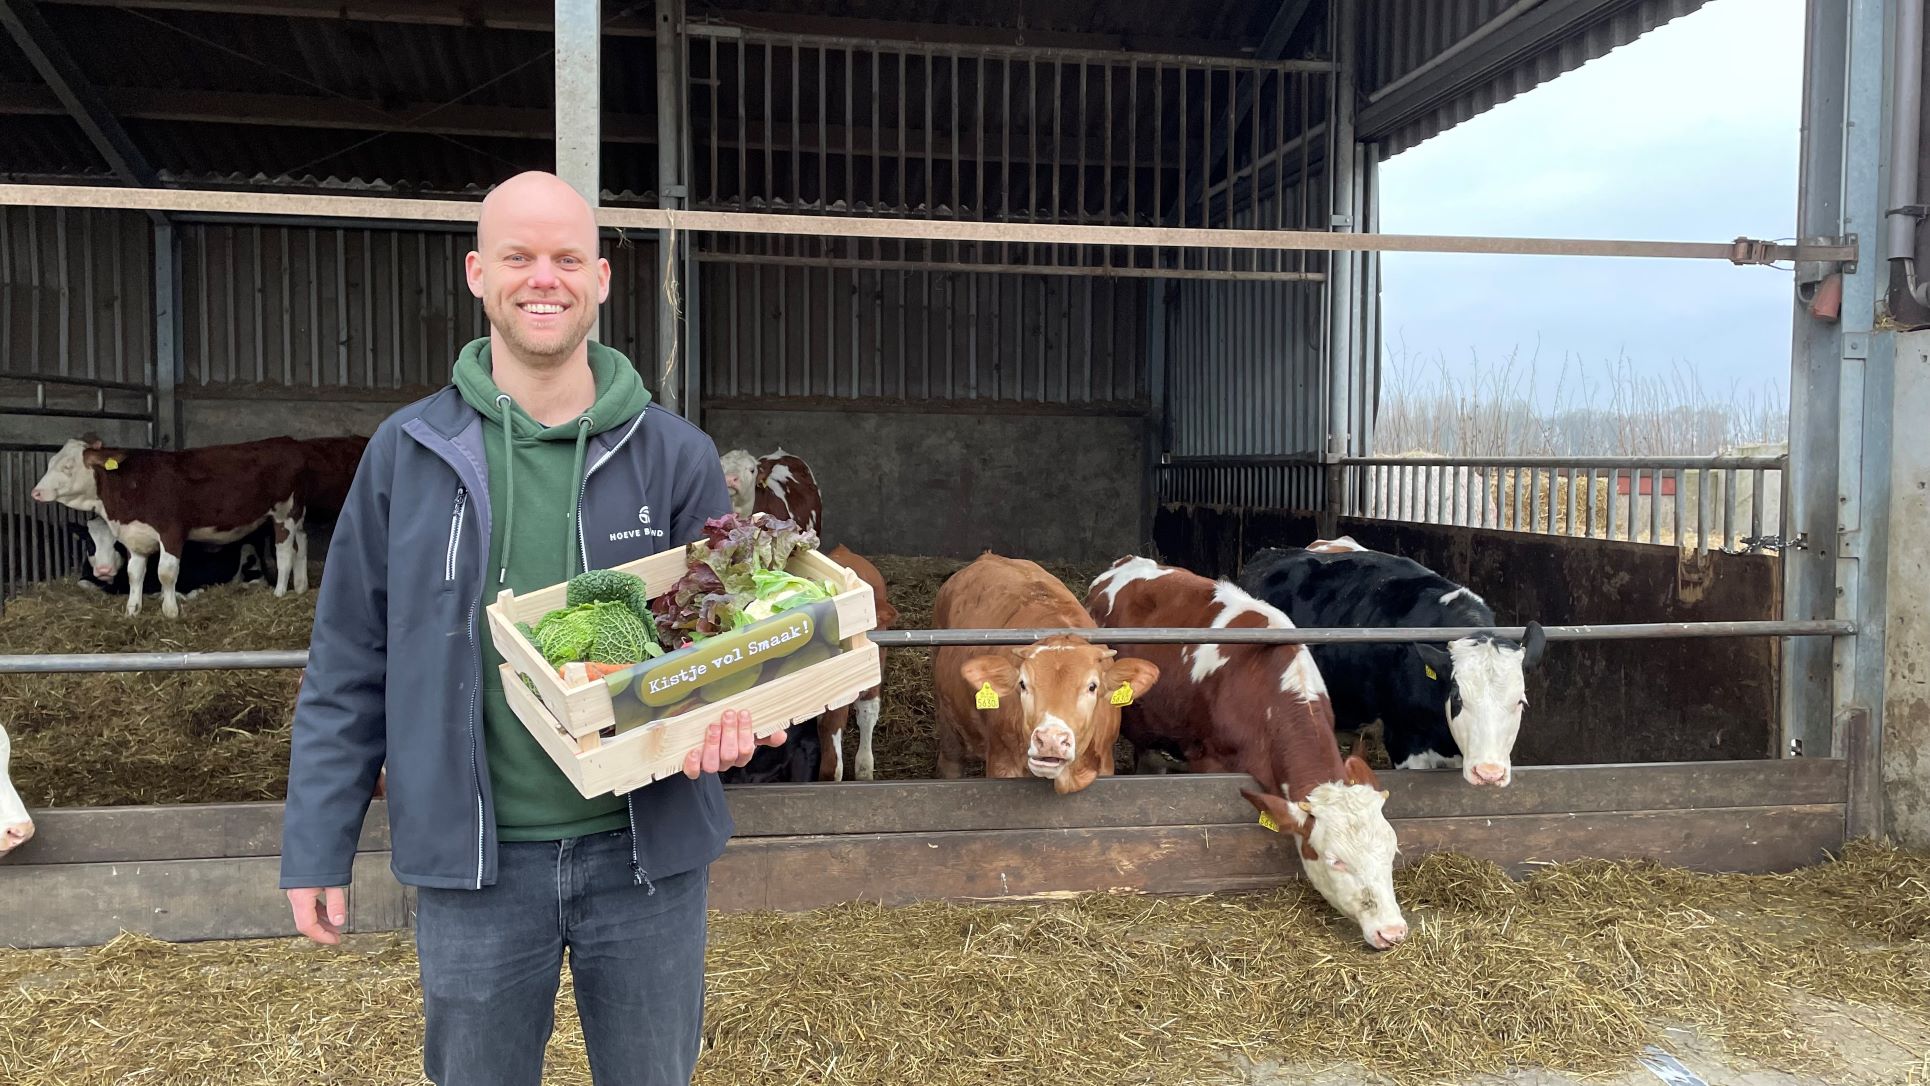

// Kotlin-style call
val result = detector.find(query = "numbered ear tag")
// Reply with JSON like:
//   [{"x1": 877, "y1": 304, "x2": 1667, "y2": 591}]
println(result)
[
  {"x1": 102, "y1": 457, "x2": 119, "y2": 471},
  {"x1": 975, "y1": 682, "x2": 1000, "y2": 710},
  {"x1": 1257, "y1": 810, "x2": 1282, "y2": 833},
  {"x1": 1424, "y1": 665, "x2": 1438, "y2": 681},
  {"x1": 1109, "y1": 682, "x2": 1134, "y2": 706}
]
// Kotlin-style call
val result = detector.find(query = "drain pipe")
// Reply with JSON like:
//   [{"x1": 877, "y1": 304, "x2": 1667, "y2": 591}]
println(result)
[{"x1": 1887, "y1": 0, "x2": 1929, "y2": 308}]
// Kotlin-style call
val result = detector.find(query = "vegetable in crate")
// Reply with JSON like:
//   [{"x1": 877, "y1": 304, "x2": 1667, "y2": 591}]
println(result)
[
  {"x1": 520, "y1": 568, "x2": 667, "y2": 675},
  {"x1": 651, "y1": 512, "x2": 834, "y2": 648}
]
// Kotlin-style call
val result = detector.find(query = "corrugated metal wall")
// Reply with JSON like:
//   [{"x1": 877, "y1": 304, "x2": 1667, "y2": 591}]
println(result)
[
  {"x1": 178, "y1": 223, "x2": 662, "y2": 394},
  {"x1": 697, "y1": 244, "x2": 1148, "y2": 403},
  {"x1": 1359, "y1": 0, "x2": 1708, "y2": 158},
  {"x1": 0, "y1": 206, "x2": 154, "y2": 383}
]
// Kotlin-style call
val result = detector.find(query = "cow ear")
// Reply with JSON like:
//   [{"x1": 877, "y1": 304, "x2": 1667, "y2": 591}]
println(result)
[
  {"x1": 1343, "y1": 754, "x2": 1382, "y2": 789},
  {"x1": 1414, "y1": 642, "x2": 1452, "y2": 679},
  {"x1": 1240, "y1": 787, "x2": 1309, "y2": 834},
  {"x1": 960, "y1": 655, "x2": 1019, "y2": 699},
  {"x1": 1103, "y1": 657, "x2": 1160, "y2": 703},
  {"x1": 1520, "y1": 621, "x2": 1547, "y2": 669}
]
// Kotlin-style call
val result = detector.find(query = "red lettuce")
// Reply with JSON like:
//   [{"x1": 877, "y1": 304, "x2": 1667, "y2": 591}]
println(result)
[{"x1": 651, "y1": 512, "x2": 819, "y2": 648}]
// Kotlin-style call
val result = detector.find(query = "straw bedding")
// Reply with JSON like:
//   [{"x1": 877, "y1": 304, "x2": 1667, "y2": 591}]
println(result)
[
  {"x1": 1, "y1": 841, "x2": 1926, "y2": 1086},
  {"x1": 0, "y1": 555, "x2": 1121, "y2": 805}
]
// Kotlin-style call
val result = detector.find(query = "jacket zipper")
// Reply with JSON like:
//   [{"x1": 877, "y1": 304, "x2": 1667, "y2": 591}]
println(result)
[
  {"x1": 444, "y1": 487, "x2": 468, "y2": 581},
  {"x1": 575, "y1": 410, "x2": 652, "y2": 886},
  {"x1": 467, "y1": 595, "x2": 483, "y2": 889}
]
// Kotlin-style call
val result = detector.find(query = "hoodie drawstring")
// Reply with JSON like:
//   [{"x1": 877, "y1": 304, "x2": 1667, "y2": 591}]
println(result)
[
  {"x1": 495, "y1": 394, "x2": 515, "y2": 585},
  {"x1": 566, "y1": 415, "x2": 592, "y2": 580},
  {"x1": 494, "y1": 396, "x2": 595, "y2": 585}
]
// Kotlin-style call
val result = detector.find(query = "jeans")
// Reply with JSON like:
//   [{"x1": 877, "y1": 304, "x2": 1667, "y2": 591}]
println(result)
[{"x1": 413, "y1": 829, "x2": 709, "y2": 1086}]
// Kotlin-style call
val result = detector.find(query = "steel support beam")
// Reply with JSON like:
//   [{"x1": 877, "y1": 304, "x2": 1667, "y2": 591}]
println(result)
[
  {"x1": 654, "y1": 0, "x2": 687, "y2": 415},
  {"x1": 1319, "y1": 0, "x2": 1358, "y2": 540}
]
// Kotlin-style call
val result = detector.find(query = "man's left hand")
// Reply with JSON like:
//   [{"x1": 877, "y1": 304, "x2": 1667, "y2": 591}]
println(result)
[{"x1": 683, "y1": 708, "x2": 785, "y2": 778}]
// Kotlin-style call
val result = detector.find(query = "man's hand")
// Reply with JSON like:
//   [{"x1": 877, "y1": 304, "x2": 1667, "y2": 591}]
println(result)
[
  {"x1": 683, "y1": 708, "x2": 785, "y2": 778},
  {"x1": 287, "y1": 886, "x2": 348, "y2": 945}
]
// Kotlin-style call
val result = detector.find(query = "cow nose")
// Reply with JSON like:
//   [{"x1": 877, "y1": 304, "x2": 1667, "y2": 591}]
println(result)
[
  {"x1": 0, "y1": 821, "x2": 32, "y2": 854},
  {"x1": 30, "y1": 487, "x2": 47, "y2": 501},
  {"x1": 1030, "y1": 727, "x2": 1073, "y2": 761},
  {"x1": 1371, "y1": 921, "x2": 1409, "y2": 949},
  {"x1": 1471, "y1": 763, "x2": 1510, "y2": 786}
]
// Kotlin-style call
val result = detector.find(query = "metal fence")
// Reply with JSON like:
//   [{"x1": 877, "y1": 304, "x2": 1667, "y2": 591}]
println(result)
[
  {"x1": 0, "y1": 443, "x2": 89, "y2": 606},
  {"x1": 1342, "y1": 455, "x2": 1791, "y2": 554}
]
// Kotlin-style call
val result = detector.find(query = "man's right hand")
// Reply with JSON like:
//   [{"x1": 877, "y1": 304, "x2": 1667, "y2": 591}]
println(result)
[{"x1": 288, "y1": 886, "x2": 348, "y2": 945}]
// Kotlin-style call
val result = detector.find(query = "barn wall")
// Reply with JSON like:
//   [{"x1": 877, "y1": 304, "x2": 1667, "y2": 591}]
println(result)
[
  {"x1": 705, "y1": 405, "x2": 1149, "y2": 564},
  {"x1": 1884, "y1": 331, "x2": 1930, "y2": 848},
  {"x1": 0, "y1": 206, "x2": 154, "y2": 385},
  {"x1": 1154, "y1": 504, "x2": 1782, "y2": 766}
]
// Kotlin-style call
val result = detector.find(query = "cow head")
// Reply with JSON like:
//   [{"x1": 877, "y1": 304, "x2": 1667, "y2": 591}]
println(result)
[
  {"x1": 1413, "y1": 622, "x2": 1546, "y2": 786},
  {"x1": 30, "y1": 437, "x2": 105, "y2": 511},
  {"x1": 1242, "y1": 755, "x2": 1408, "y2": 950},
  {"x1": 73, "y1": 517, "x2": 123, "y2": 583},
  {"x1": 0, "y1": 724, "x2": 33, "y2": 857},
  {"x1": 718, "y1": 449, "x2": 758, "y2": 517},
  {"x1": 960, "y1": 635, "x2": 1159, "y2": 794}
]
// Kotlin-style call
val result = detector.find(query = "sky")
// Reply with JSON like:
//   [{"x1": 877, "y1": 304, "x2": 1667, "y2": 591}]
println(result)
[{"x1": 1375, "y1": 0, "x2": 1806, "y2": 413}]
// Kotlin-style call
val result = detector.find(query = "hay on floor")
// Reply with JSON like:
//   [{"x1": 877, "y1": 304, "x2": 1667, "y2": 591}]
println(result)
[{"x1": 3, "y1": 842, "x2": 1927, "y2": 1086}]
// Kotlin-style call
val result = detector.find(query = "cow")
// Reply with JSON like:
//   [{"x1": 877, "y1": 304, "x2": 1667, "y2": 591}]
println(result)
[
  {"x1": 30, "y1": 434, "x2": 367, "y2": 617},
  {"x1": 719, "y1": 447, "x2": 823, "y2": 536},
  {"x1": 0, "y1": 723, "x2": 29, "y2": 856},
  {"x1": 931, "y1": 553, "x2": 1160, "y2": 795},
  {"x1": 814, "y1": 544, "x2": 898, "y2": 781},
  {"x1": 1237, "y1": 544, "x2": 1546, "y2": 787},
  {"x1": 1086, "y1": 556, "x2": 1409, "y2": 950},
  {"x1": 69, "y1": 516, "x2": 272, "y2": 598}
]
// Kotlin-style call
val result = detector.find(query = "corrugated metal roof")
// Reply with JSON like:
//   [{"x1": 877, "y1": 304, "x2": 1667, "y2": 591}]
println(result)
[{"x1": 1358, "y1": 0, "x2": 1709, "y2": 159}]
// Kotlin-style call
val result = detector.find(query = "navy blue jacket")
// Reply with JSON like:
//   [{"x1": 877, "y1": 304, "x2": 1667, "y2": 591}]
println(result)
[{"x1": 279, "y1": 385, "x2": 734, "y2": 891}]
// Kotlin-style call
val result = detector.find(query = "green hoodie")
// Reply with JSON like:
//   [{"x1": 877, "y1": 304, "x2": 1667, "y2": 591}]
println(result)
[{"x1": 453, "y1": 336, "x2": 654, "y2": 841}]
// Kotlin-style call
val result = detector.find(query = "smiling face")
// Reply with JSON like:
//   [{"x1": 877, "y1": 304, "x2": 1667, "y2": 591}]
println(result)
[{"x1": 465, "y1": 172, "x2": 611, "y2": 369}]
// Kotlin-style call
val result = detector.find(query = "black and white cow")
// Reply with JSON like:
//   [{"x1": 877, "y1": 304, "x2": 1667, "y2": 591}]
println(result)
[
  {"x1": 68, "y1": 516, "x2": 273, "y2": 599},
  {"x1": 1237, "y1": 543, "x2": 1545, "y2": 787}
]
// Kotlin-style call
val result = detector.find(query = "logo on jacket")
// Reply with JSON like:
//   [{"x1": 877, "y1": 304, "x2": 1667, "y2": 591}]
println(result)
[{"x1": 609, "y1": 503, "x2": 665, "y2": 543}]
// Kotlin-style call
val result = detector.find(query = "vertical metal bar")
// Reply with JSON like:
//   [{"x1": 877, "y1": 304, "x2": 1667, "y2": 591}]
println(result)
[
  {"x1": 764, "y1": 43, "x2": 775, "y2": 199},
  {"x1": 1673, "y1": 468, "x2": 1685, "y2": 546},
  {"x1": 1152, "y1": 64, "x2": 1163, "y2": 234},
  {"x1": 1176, "y1": 63, "x2": 1186, "y2": 232},
  {"x1": 791, "y1": 43, "x2": 802, "y2": 205},
  {"x1": 952, "y1": 53, "x2": 961, "y2": 218},
  {"x1": 557, "y1": 0, "x2": 602, "y2": 205},
  {"x1": 898, "y1": 50, "x2": 908, "y2": 209},
  {"x1": 1248, "y1": 63, "x2": 1259, "y2": 273},
  {"x1": 709, "y1": 36, "x2": 719, "y2": 205},
  {"x1": 1649, "y1": 468, "x2": 1661, "y2": 543},
  {"x1": 1723, "y1": 467, "x2": 1737, "y2": 550},
  {"x1": 845, "y1": 47, "x2": 855, "y2": 210},
  {"x1": 1698, "y1": 467, "x2": 1711, "y2": 557},
  {"x1": 1607, "y1": 468, "x2": 1619, "y2": 539},
  {"x1": 1751, "y1": 465, "x2": 1766, "y2": 545},
  {"x1": 54, "y1": 209, "x2": 69, "y2": 375},
  {"x1": 738, "y1": 40, "x2": 748, "y2": 206},
  {"x1": 152, "y1": 221, "x2": 179, "y2": 448},
  {"x1": 818, "y1": 45, "x2": 828, "y2": 209}
]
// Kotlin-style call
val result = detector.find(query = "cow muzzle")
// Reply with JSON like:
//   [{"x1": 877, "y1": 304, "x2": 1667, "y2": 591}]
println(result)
[
  {"x1": 1467, "y1": 762, "x2": 1511, "y2": 787},
  {"x1": 30, "y1": 487, "x2": 50, "y2": 502},
  {"x1": 1026, "y1": 721, "x2": 1076, "y2": 778},
  {"x1": 1365, "y1": 918, "x2": 1410, "y2": 950},
  {"x1": 0, "y1": 819, "x2": 32, "y2": 855}
]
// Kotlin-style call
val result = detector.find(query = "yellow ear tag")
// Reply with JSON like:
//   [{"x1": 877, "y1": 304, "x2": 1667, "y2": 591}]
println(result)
[
  {"x1": 102, "y1": 458, "x2": 119, "y2": 471},
  {"x1": 1257, "y1": 810, "x2": 1282, "y2": 833},
  {"x1": 975, "y1": 683, "x2": 1000, "y2": 710},
  {"x1": 1109, "y1": 682, "x2": 1134, "y2": 706},
  {"x1": 1424, "y1": 664, "x2": 1438, "y2": 681}
]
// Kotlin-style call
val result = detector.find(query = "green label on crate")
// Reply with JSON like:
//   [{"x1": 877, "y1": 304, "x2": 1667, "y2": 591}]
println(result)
[{"x1": 607, "y1": 597, "x2": 844, "y2": 731}]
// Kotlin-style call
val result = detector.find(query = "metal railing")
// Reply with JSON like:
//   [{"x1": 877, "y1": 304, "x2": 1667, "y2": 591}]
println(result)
[
  {"x1": 0, "y1": 443, "x2": 91, "y2": 608},
  {"x1": 0, "y1": 619, "x2": 1858, "y2": 674},
  {"x1": 1341, "y1": 454, "x2": 1791, "y2": 555}
]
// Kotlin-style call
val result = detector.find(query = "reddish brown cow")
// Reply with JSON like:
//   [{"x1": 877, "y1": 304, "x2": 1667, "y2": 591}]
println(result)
[
  {"x1": 720, "y1": 447, "x2": 822, "y2": 536},
  {"x1": 933, "y1": 553, "x2": 1160, "y2": 794},
  {"x1": 814, "y1": 544, "x2": 899, "y2": 781},
  {"x1": 276, "y1": 435, "x2": 371, "y2": 595},
  {"x1": 1086, "y1": 555, "x2": 1409, "y2": 949}
]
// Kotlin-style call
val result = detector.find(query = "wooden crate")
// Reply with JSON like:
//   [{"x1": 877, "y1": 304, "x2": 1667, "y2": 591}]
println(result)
[{"x1": 486, "y1": 544, "x2": 882, "y2": 796}]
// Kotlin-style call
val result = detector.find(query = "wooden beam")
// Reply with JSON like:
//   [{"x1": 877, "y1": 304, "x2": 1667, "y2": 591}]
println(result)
[{"x1": 3, "y1": 760, "x2": 1850, "y2": 866}]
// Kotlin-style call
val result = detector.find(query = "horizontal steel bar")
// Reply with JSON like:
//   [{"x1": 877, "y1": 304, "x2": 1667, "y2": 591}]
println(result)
[
  {"x1": 0, "y1": 372, "x2": 153, "y2": 393},
  {"x1": 695, "y1": 251, "x2": 1327, "y2": 283},
  {"x1": 685, "y1": 23, "x2": 1337, "y2": 71},
  {"x1": 0, "y1": 620, "x2": 1857, "y2": 674},
  {"x1": 0, "y1": 405, "x2": 153, "y2": 422},
  {"x1": 0, "y1": 186, "x2": 1859, "y2": 264},
  {"x1": 1342, "y1": 455, "x2": 1788, "y2": 470}
]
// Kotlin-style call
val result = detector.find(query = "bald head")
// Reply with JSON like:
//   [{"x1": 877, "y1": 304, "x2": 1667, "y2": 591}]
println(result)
[
  {"x1": 477, "y1": 171, "x2": 599, "y2": 254},
  {"x1": 466, "y1": 170, "x2": 611, "y2": 369}
]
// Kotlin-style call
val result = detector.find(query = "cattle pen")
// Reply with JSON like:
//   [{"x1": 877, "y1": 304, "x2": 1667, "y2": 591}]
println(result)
[{"x1": 1, "y1": 1, "x2": 1927, "y2": 1080}]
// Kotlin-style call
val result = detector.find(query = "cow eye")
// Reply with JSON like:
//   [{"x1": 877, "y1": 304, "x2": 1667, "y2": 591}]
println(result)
[
  {"x1": 1329, "y1": 857, "x2": 1349, "y2": 871},
  {"x1": 1017, "y1": 678, "x2": 1027, "y2": 693},
  {"x1": 1087, "y1": 680, "x2": 1098, "y2": 693}
]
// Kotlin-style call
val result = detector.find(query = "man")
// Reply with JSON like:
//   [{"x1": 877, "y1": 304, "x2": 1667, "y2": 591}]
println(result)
[{"x1": 280, "y1": 171, "x2": 781, "y2": 1085}]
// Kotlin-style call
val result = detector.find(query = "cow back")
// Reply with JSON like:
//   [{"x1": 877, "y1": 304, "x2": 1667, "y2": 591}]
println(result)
[{"x1": 89, "y1": 438, "x2": 307, "y2": 544}]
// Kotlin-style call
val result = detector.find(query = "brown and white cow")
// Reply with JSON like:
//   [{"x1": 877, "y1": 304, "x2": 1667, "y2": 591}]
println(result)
[
  {"x1": 1087, "y1": 556, "x2": 1410, "y2": 950},
  {"x1": 720, "y1": 447, "x2": 822, "y2": 536},
  {"x1": 816, "y1": 544, "x2": 898, "y2": 781},
  {"x1": 30, "y1": 435, "x2": 362, "y2": 618},
  {"x1": 0, "y1": 722, "x2": 31, "y2": 856},
  {"x1": 932, "y1": 553, "x2": 1160, "y2": 794}
]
